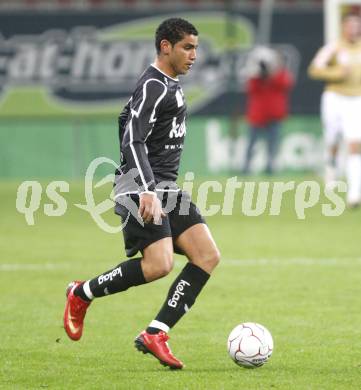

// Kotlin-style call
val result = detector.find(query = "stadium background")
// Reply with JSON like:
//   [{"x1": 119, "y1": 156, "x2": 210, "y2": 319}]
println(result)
[{"x1": 0, "y1": 0, "x2": 326, "y2": 178}]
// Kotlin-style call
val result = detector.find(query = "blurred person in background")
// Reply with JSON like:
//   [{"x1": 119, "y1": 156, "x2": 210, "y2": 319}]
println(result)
[
  {"x1": 242, "y1": 46, "x2": 294, "y2": 175},
  {"x1": 309, "y1": 13, "x2": 361, "y2": 208}
]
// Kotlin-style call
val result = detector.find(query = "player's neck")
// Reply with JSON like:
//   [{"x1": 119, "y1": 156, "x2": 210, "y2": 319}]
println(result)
[
  {"x1": 153, "y1": 58, "x2": 178, "y2": 80},
  {"x1": 344, "y1": 35, "x2": 360, "y2": 44}
]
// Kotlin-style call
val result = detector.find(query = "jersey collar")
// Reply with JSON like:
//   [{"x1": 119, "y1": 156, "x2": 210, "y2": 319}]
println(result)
[{"x1": 151, "y1": 63, "x2": 179, "y2": 82}]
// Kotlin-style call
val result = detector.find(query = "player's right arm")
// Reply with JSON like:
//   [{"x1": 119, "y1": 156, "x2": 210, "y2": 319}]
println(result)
[
  {"x1": 118, "y1": 99, "x2": 131, "y2": 143},
  {"x1": 122, "y1": 78, "x2": 167, "y2": 223},
  {"x1": 308, "y1": 43, "x2": 347, "y2": 82},
  {"x1": 138, "y1": 192, "x2": 165, "y2": 224}
]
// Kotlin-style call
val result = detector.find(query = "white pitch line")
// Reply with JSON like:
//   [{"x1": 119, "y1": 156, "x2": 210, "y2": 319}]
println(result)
[
  {"x1": 1, "y1": 258, "x2": 361, "y2": 272},
  {"x1": 174, "y1": 257, "x2": 361, "y2": 267},
  {"x1": 221, "y1": 258, "x2": 361, "y2": 266},
  {"x1": 0, "y1": 263, "x2": 70, "y2": 271}
]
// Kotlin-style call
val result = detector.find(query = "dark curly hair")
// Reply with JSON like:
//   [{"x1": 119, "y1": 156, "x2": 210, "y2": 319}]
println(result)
[{"x1": 155, "y1": 18, "x2": 198, "y2": 54}]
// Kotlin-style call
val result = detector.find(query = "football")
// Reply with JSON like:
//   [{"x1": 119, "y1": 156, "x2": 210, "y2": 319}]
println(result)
[{"x1": 227, "y1": 322, "x2": 273, "y2": 368}]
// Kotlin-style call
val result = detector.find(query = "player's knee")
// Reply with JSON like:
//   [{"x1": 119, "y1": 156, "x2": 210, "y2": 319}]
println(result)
[
  {"x1": 151, "y1": 252, "x2": 174, "y2": 279},
  {"x1": 210, "y1": 248, "x2": 221, "y2": 268},
  {"x1": 199, "y1": 248, "x2": 221, "y2": 272},
  {"x1": 159, "y1": 260, "x2": 174, "y2": 277},
  {"x1": 154, "y1": 261, "x2": 173, "y2": 279}
]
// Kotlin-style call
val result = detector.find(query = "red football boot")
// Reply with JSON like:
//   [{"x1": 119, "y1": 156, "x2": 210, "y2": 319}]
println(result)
[
  {"x1": 134, "y1": 330, "x2": 184, "y2": 369},
  {"x1": 63, "y1": 281, "x2": 91, "y2": 341}
]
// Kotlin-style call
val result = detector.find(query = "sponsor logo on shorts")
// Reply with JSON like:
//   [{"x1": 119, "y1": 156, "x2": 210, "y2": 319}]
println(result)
[
  {"x1": 98, "y1": 266, "x2": 122, "y2": 285},
  {"x1": 168, "y1": 279, "x2": 190, "y2": 308}
]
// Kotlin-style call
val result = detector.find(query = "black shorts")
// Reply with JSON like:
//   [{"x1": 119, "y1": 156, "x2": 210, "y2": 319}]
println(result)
[{"x1": 114, "y1": 191, "x2": 205, "y2": 257}]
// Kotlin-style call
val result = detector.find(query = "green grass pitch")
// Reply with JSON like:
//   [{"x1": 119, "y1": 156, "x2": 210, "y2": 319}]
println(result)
[{"x1": 1, "y1": 178, "x2": 360, "y2": 389}]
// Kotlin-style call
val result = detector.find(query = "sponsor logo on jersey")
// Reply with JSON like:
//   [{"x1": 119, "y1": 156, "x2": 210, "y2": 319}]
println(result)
[
  {"x1": 169, "y1": 117, "x2": 186, "y2": 138},
  {"x1": 168, "y1": 279, "x2": 190, "y2": 308}
]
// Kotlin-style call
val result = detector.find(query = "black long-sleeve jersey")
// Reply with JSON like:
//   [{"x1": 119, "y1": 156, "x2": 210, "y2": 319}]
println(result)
[{"x1": 114, "y1": 64, "x2": 187, "y2": 197}]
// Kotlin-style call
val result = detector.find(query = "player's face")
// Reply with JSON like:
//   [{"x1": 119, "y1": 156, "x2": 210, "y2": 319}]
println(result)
[
  {"x1": 343, "y1": 16, "x2": 361, "y2": 42},
  {"x1": 169, "y1": 34, "x2": 198, "y2": 76}
]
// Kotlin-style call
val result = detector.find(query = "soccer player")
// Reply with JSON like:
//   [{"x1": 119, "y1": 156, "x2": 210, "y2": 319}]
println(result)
[
  {"x1": 63, "y1": 18, "x2": 220, "y2": 369},
  {"x1": 308, "y1": 13, "x2": 361, "y2": 208}
]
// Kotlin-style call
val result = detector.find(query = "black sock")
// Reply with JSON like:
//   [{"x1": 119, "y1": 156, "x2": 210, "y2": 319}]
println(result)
[
  {"x1": 74, "y1": 283, "x2": 92, "y2": 301},
  {"x1": 74, "y1": 258, "x2": 146, "y2": 299},
  {"x1": 147, "y1": 263, "x2": 210, "y2": 333},
  {"x1": 146, "y1": 327, "x2": 162, "y2": 335}
]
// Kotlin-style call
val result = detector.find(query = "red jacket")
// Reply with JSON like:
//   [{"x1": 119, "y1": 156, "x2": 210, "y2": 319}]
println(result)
[{"x1": 246, "y1": 69, "x2": 293, "y2": 126}]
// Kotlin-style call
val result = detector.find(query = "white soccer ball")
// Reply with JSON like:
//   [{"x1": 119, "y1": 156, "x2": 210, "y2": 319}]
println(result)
[{"x1": 227, "y1": 322, "x2": 273, "y2": 368}]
